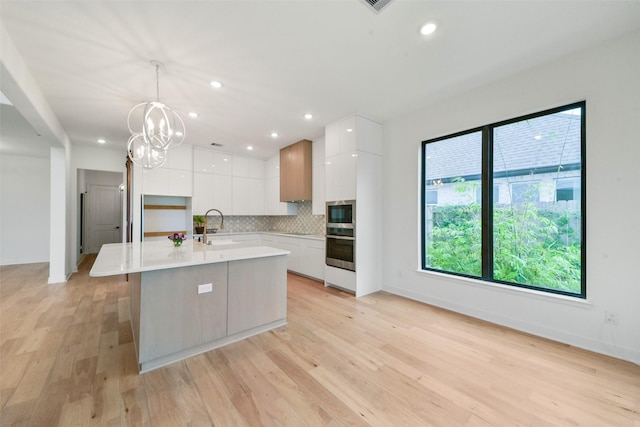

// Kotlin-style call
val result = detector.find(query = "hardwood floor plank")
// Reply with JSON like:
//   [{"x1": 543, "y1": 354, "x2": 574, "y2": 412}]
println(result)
[
  {"x1": 6, "y1": 355, "x2": 55, "y2": 406},
  {"x1": 0, "y1": 260, "x2": 638, "y2": 426}
]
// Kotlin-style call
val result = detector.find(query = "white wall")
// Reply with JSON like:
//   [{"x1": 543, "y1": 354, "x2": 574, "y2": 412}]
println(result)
[
  {"x1": 381, "y1": 31, "x2": 640, "y2": 363},
  {"x1": 0, "y1": 154, "x2": 50, "y2": 265}
]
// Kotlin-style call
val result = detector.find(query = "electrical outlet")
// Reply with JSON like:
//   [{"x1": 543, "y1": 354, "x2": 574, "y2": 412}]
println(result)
[
  {"x1": 198, "y1": 283, "x2": 213, "y2": 294},
  {"x1": 604, "y1": 311, "x2": 618, "y2": 325}
]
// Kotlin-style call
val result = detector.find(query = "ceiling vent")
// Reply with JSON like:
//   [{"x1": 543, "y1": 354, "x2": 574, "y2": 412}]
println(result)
[{"x1": 360, "y1": 0, "x2": 393, "y2": 13}]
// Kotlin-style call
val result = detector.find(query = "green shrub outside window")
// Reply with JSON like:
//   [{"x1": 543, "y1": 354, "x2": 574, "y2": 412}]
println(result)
[{"x1": 422, "y1": 102, "x2": 586, "y2": 297}]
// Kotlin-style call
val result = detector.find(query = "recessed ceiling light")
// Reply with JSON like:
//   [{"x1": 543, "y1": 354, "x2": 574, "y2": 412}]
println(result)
[
  {"x1": 346, "y1": 128, "x2": 353, "y2": 133},
  {"x1": 420, "y1": 22, "x2": 437, "y2": 36},
  {"x1": 97, "y1": 138, "x2": 106, "y2": 144},
  {"x1": 304, "y1": 113, "x2": 313, "y2": 120},
  {"x1": 271, "y1": 132, "x2": 279, "y2": 138},
  {"x1": 247, "y1": 145, "x2": 254, "y2": 151},
  {"x1": 210, "y1": 81, "x2": 223, "y2": 89},
  {"x1": 175, "y1": 131, "x2": 183, "y2": 137},
  {"x1": 189, "y1": 112, "x2": 199, "y2": 118}
]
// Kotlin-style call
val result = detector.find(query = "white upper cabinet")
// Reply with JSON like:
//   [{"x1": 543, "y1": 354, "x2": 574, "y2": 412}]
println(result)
[
  {"x1": 168, "y1": 168, "x2": 193, "y2": 196},
  {"x1": 141, "y1": 146, "x2": 193, "y2": 196},
  {"x1": 324, "y1": 115, "x2": 382, "y2": 202},
  {"x1": 142, "y1": 167, "x2": 170, "y2": 196},
  {"x1": 231, "y1": 155, "x2": 265, "y2": 215},
  {"x1": 264, "y1": 154, "x2": 298, "y2": 216},
  {"x1": 232, "y1": 177, "x2": 264, "y2": 215},
  {"x1": 193, "y1": 172, "x2": 232, "y2": 215},
  {"x1": 233, "y1": 155, "x2": 264, "y2": 179},
  {"x1": 165, "y1": 145, "x2": 193, "y2": 170},
  {"x1": 339, "y1": 115, "x2": 357, "y2": 154},
  {"x1": 312, "y1": 138, "x2": 326, "y2": 215},
  {"x1": 324, "y1": 121, "x2": 340, "y2": 158},
  {"x1": 193, "y1": 149, "x2": 233, "y2": 175}
]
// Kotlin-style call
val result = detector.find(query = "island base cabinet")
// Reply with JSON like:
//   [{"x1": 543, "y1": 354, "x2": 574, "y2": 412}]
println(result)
[
  {"x1": 128, "y1": 255, "x2": 288, "y2": 373},
  {"x1": 137, "y1": 263, "x2": 228, "y2": 366},
  {"x1": 228, "y1": 256, "x2": 287, "y2": 336}
]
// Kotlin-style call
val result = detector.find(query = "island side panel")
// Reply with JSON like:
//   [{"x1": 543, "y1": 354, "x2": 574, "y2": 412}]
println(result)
[
  {"x1": 227, "y1": 255, "x2": 287, "y2": 336},
  {"x1": 129, "y1": 272, "x2": 141, "y2": 362},
  {"x1": 138, "y1": 263, "x2": 228, "y2": 364}
]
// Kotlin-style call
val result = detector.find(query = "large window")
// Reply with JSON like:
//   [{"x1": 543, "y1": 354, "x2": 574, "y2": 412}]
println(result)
[{"x1": 422, "y1": 102, "x2": 585, "y2": 297}]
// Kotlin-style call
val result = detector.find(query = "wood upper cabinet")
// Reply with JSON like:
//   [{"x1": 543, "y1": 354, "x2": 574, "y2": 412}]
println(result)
[{"x1": 280, "y1": 139, "x2": 312, "y2": 202}]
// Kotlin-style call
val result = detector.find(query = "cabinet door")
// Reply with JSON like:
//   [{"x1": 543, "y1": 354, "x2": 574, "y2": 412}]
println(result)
[
  {"x1": 212, "y1": 153, "x2": 233, "y2": 176},
  {"x1": 166, "y1": 145, "x2": 193, "y2": 170},
  {"x1": 280, "y1": 140, "x2": 312, "y2": 201},
  {"x1": 232, "y1": 156, "x2": 250, "y2": 177},
  {"x1": 247, "y1": 158, "x2": 264, "y2": 179},
  {"x1": 276, "y1": 236, "x2": 302, "y2": 272},
  {"x1": 249, "y1": 178, "x2": 265, "y2": 215},
  {"x1": 324, "y1": 122, "x2": 340, "y2": 158},
  {"x1": 211, "y1": 174, "x2": 232, "y2": 214},
  {"x1": 312, "y1": 139, "x2": 326, "y2": 215},
  {"x1": 339, "y1": 116, "x2": 357, "y2": 154},
  {"x1": 265, "y1": 155, "x2": 280, "y2": 179},
  {"x1": 232, "y1": 177, "x2": 263, "y2": 215},
  {"x1": 228, "y1": 256, "x2": 287, "y2": 335},
  {"x1": 300, "y1": 239, "x2": 325, "y2": 280},
  {"x1": 324, "y1": 153, "x2": 356, "y2": 202},
  {"x1": 324, "y1": 155, "x2": 339, "y2": 203},
  {"x1": 168, "y1": 169, "x2": 192, "y2": 196},
  {"x1": 139, "y1": 263, "x2": 228, "y2": 362},
  {"x1": 266, "y1": 176, "x2": 298, "y2": 216},
  {"x1": 142, "y1": 168, "x2": 169, "y2": 195},
  {"x1": 193, "y1": 172, "x2": 214, "y2": 215},
  {"x1": 193, "y1": 148, "x2": 216, "y2": 173},
  {"x1": 339, "y1": 152, "x2": 357, "y2": 201}
]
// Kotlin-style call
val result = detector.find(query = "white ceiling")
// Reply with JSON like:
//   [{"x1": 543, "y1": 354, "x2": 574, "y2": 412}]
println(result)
[{"x1": 1, "y1": 0, "x2": 640, "y2": 160}]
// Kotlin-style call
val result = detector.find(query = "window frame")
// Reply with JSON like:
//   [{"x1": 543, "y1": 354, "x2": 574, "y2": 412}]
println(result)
[{"x1": 421, "y1": 101, "x2": 586, "y2": 298}]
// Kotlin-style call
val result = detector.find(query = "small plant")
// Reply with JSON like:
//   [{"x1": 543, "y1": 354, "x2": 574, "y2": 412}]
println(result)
[
  {"x1": 169, "y1": 233, "x2": 186, "y2": 247},
  {"x1": 193, "y1": 215, "x2": 205, "y2": 226},
  {"x1": 193, "y1": 215, "x2": 205, "y2": 235}
]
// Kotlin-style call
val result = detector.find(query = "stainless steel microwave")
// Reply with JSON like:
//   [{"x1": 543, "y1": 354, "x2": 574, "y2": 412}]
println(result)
[
  {"x1": 326, "y1": 201, "x2": 356, "y2": 271},
  {"x1": 326, "y1": 200, "x2": 355, "y2": 228}
]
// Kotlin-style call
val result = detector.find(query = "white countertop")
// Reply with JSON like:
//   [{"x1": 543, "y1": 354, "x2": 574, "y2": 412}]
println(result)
[{"x1": 89, "y1": 239, "x2": 290, "y2": 277}]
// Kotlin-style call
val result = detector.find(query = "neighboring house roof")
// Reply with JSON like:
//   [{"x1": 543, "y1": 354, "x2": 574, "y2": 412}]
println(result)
[{"x1": 425, "y1": 110, "x2": 582, "y2": 181}]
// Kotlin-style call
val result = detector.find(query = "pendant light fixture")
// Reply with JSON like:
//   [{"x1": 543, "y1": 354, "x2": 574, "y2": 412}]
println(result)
[{"x1": 127, "y1": 60, "x2": 185, "y2": 169}]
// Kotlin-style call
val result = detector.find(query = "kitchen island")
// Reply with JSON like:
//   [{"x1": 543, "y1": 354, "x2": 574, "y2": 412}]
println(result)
[{"x1": 90, "y1": 239, "x2": 289, "y2": 373}]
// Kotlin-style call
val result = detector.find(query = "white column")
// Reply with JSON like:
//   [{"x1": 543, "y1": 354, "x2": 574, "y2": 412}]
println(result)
[{"x1": 48, "y1": 146, "x2": 67, "y2": 283}]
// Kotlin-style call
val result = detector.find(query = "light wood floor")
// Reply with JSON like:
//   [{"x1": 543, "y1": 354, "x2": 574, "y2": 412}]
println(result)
[{"x1": 1, "y1": 257, "x2": 638, "y2": 426}]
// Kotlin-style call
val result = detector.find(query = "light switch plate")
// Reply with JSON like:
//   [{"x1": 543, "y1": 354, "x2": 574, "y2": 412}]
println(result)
[{"x1": 198, "y1": 283, "x2": 213, "y2": 294}]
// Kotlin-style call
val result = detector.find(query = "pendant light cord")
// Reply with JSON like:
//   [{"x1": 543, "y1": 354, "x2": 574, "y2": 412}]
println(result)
[{"x1": 155, "y1": 64, "x2": 160, "y2": 101}]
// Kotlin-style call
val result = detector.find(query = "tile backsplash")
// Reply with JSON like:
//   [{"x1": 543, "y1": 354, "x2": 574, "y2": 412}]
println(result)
[{"x1": 204, "y1": 201, "x2": 324, "y2": 235}]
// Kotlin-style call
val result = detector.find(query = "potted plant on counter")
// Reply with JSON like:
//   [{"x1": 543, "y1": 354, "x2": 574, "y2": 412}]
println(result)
[{"x1": 193, "y1": 215, "x2": 205, "y2": 235}]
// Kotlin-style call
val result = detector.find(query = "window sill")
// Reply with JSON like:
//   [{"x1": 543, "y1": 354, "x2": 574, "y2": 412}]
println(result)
[{"x1": 415, "y1": 269, "x2": 592, "y2": 308}]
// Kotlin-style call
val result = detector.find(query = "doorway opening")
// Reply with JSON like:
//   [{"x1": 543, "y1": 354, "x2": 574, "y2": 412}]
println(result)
[{"x1": 78, "y1": 169, "x2": 124, "y2": 259}]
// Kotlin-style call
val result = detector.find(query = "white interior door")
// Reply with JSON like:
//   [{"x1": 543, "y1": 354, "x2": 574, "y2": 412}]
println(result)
[{"x1": 87, "y1": 184, "x2": 122, "y2": 253}]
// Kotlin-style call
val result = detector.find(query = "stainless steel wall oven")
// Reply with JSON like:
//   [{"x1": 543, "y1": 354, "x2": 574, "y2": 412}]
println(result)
[{"x1": 326, "y1": 200, "x2": 355, "y2": 271}]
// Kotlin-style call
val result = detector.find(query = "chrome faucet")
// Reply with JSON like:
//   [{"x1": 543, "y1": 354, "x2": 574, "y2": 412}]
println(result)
[{"x1": 202, "y1": 208, "x2": 224, "y2": 245}]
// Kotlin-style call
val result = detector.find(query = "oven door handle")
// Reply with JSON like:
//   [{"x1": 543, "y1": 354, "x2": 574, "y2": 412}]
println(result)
[{"x1": 326, "y1": 235, "x2": 355, "y2": 241}]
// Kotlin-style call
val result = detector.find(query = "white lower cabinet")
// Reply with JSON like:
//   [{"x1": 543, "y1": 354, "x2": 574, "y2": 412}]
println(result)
[
  {"x1": 301, "y1": 239, "x2": 325, "y2": 280},
  {"x1": 261, "y1": 234, "x2": 324, "y2": 281},
  {"x1": 324, "y1": 265, "x2": 356, "y2": 293}
]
